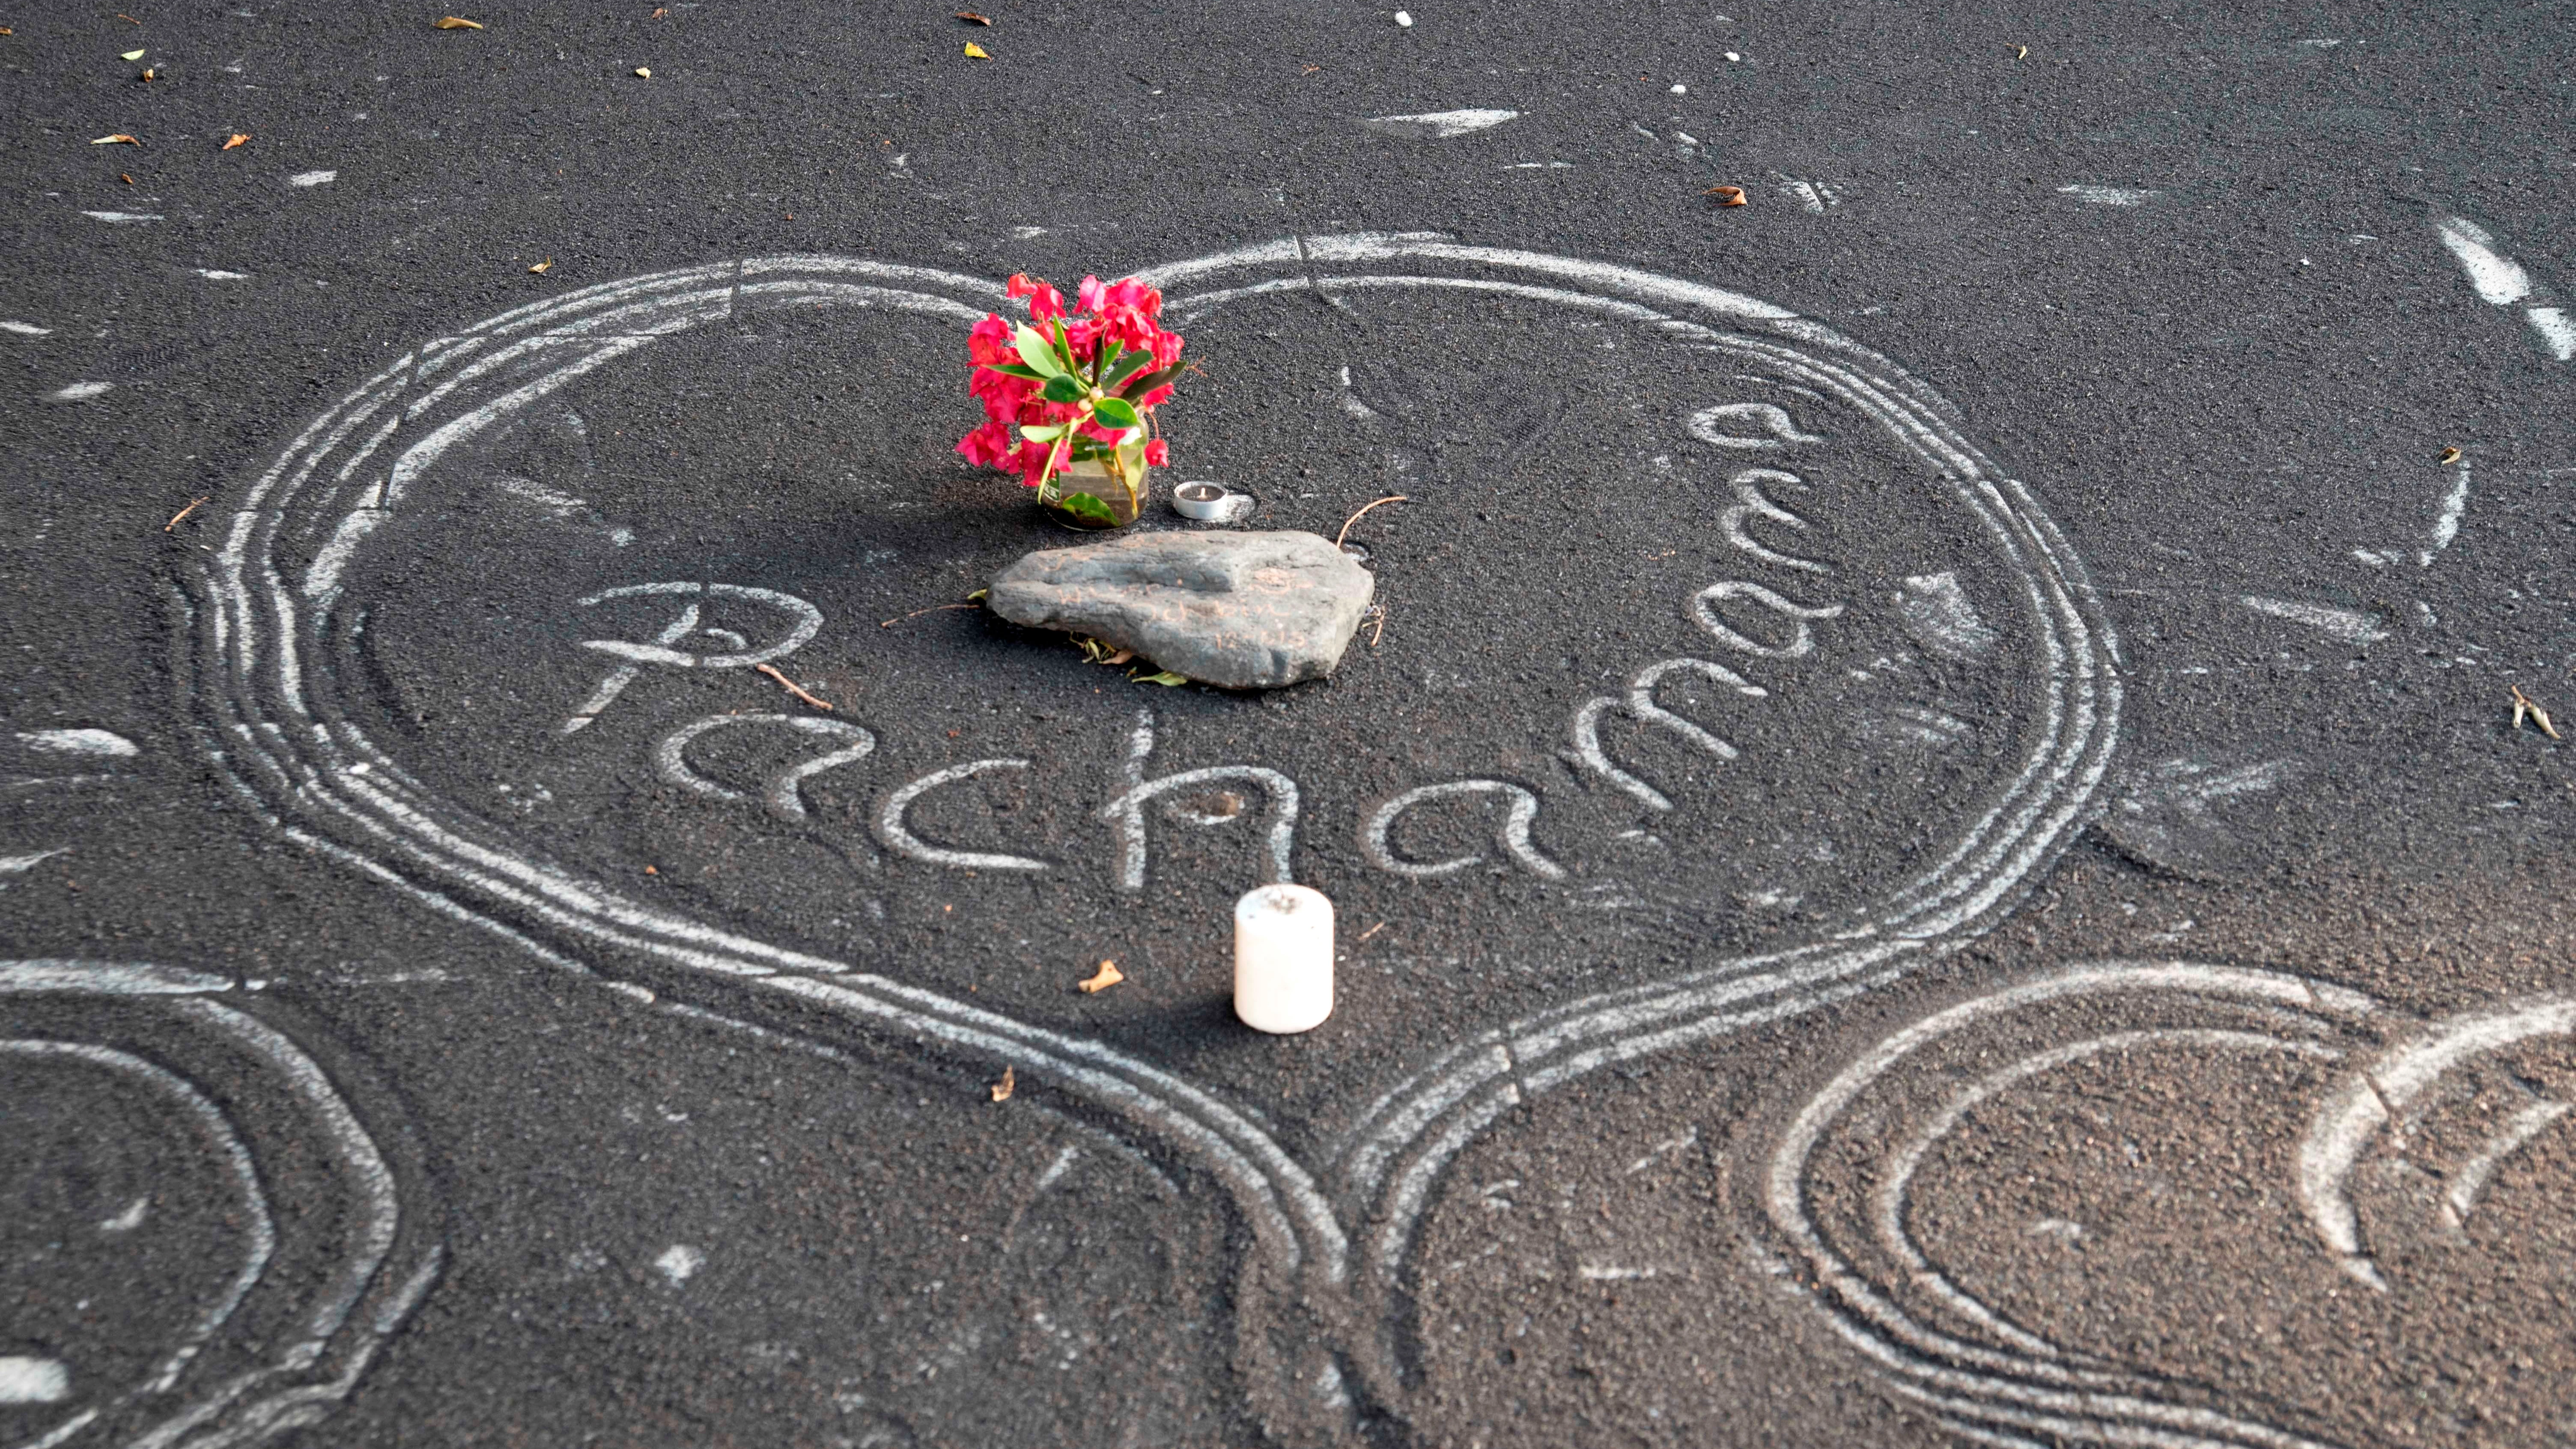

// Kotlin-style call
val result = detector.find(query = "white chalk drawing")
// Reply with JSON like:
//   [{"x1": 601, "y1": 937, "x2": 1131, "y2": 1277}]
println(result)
[
  {"x1": 1769, "y1": 959, "x2": 2576, "y2": 1448},
  {"x1": 1690, "y1": 578, "x2": 1848, "y2": 658},
  {"x1": 1716, "y1": 468, "x2": 1831, "y2": 573},
  {"x1": 876, "y1": 760, "x2": 1049, "y2": 872},
  {"x1": 560, "y1": 582, "x2": 823, "y2": 733},
  {"x1": 1686, "y1": 401, "x2": 1826, "y2": 450},
  {"x1": 2238, "y1": 594, "x2": 2389, "y2": 644},
  {"x1": 2056, "y1": 184, "x2": 2156, "y2": 207},
  {"x1": 0, "y1": 960, "x2": 441, "y2": 1449},
  {"x1": 1361, "y1": 780, "x2": 1565, "y2": 880},
  {"x1": 655, "y1": 713, "x2": 877, "y2": 822},
  {"x1": 1098, "y1": 710, "x2": 1297, "y2": 893},
  {"x1": 189, "y1": 237, "x2": 2118, "y2": 1440},
  {"x1": 2432, "y1": 212, "x2": 2574, "y2": 362},
  {"x1": 1567, "y1": 657, "x2": 1767, "y2": 811}
]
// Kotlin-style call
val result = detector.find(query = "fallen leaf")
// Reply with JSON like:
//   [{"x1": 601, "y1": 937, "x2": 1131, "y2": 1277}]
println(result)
[
  {"x1": 2513, "y1": 686, "x2": 2560, "y2": 740},
  {"x1": 633, "y1": 66, "x2": 651, "y2": 77},
  {"x1": 432, "y1": 15, "x2": 484, "y2": 28},
  {"x1": 1103, "y1": 648, "x2": 1135, "y2": 666},
  {"x1": 956, "y1": 9, "x2": 991, "y2": 21},
  {"x1": 643, "y1": 864, "x2": 658, "y2": 874},
  {"x1": 651, "y1": 5, "x2": 668, "y2": 13},
  {"x1": 528, "y1": 257, "x2": 553, "y2": 273},
  {"x1": 1078, "y1": 960, "x2": 1124, "y2": 993},
  {"x1": 990, "y1": 1065, "x2": 1015, "y2": 1102},
  {"x1": 1130, "y1": 668, "x2": 1189, "y2": 687},
  {"x1": 2439, "y1": 445, "x2": 2463, "y2": 465},
  {"x1": 120, "y1": 48, "x2": 146, "y2": 60},
  {"x1": 222, "y1": 132, "x2": 249, "y2": 150},
  {"x1": 1705, "y1": 184, "x2": 1747, "y2": 206},
  {"x1": 963, "y1": 41, "x2": 990, "y2": 58},
  {"x1": 966, "y1": 587, "x2": 989, "y2": 602},
  {"x1": 119, "y1": 172, "x2": 134, "y2": 184},
  {"x1": 2015, "y1": 44, "x2": 2028, "y2": 60},
  {"x1": 140, "y1": 68, "x2": 155, "y2": 80},
  {"x1": 91, "y1": 133, "x2": 141, "y2": 146},
  {"x1": 116, "y1": 11, "x2": 139, "y2": 21}
]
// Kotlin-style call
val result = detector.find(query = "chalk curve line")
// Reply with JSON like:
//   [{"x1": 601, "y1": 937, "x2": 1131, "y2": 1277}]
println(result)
[{"x1": 0, "y1": 960, "x2": 445, "y2": 1449}]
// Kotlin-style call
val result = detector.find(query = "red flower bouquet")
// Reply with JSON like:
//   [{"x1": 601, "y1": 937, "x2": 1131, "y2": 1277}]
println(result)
[{"x1": 956, "y1": 272, "x2": 1186, "y2": 527}]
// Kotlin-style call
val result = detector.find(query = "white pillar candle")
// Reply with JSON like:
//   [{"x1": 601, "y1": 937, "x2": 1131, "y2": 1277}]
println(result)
[{"x1": 1234, "y1": 884, "x2": 1335, "y2": 1034}]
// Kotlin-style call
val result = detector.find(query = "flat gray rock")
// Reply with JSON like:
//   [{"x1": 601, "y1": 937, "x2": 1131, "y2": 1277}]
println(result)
[{"x1": 987, "y1": 530, "x2": 1375, "y2": 689}]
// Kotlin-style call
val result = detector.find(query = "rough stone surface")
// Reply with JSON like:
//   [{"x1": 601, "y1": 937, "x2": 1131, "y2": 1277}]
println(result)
[{"x1": 987, "y1": 530, "x2": 1375, "y2": 689}]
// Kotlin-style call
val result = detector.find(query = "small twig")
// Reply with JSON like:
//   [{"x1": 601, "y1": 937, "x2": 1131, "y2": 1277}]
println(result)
[
  {"x1": 1370, "y1": 609, "x2": 1386, "y2": 647},
  {"x1": 990, "y1": 1065, "x2": 1015, "y2": 1103},
  {"x1": 880, "y1": 602, "x2": 981, "y2": 628},
  {"x1": 2512, "y1": 685, "x2": 2559, "y2": 739},
  {"x1": 164, "y1": 495, "x2": 210, "y2": 532},
  {"x1": 1334, "y1": 494, "x2": 1410, "y2": 549},
  {"x1": 754, "y1": 663, "x2": 833, "y2": 711},
  {"x1": 1356, "y1": 920, "x2": 1387, "y2": 942}
]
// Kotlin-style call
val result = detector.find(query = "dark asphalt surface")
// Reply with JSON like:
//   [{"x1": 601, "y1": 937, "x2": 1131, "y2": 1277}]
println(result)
[{"x1": 7, "y1": 3, "x2": 2576, "y2": 1446}]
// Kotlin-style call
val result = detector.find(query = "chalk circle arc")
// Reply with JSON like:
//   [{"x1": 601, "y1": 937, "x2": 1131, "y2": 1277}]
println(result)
[
  {"x1": 0, "y1": 961, "x2": 444, "y2": 1449},
  {"x1": 191, "y1": 236, "x2": 2118, "y2": 1439}
]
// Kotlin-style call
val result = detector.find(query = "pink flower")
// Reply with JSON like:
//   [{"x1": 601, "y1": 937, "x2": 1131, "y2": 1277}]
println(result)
[
  {"x1": 967, "y1": 312, "x2": 1014, "y2": 367},
  {"x1": 1076, "y1": 274, "x2": 1108, "y2": 313},
  {"x1": 1103, "y1": 277, "x2": 1162, "y2": 318},
  {"x1": 956, "y1": 419, "x2": 1016, "y2": 469},
  {"x1": 1006, "y1": 273, "x2": 1038, "y2": 300},
  {"x1": 1143, "y1": 438, "x2": 1170, "y2": 468},
  {"x1": 1130, "y1": 383, "x2": 1175, "y2": 410},
  {"x1": 969, "y1": 366, "x2": 1035, "y2": 420}
]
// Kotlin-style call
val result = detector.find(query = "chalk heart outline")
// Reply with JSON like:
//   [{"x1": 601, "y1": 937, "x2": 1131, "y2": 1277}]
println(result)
[
  {"x1": 194, "y1": 234, "x2": 2119, "y2": 1441},
  {"x1": 1769, "y1": 959, "x2": 2576, "y2": 1449}
]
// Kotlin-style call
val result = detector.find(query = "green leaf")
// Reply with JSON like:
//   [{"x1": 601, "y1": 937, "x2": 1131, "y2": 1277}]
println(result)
[
  {"x1": 1118, "y1": 361, "x2": 1185, "y2": 398},
  {"x1": 1013, "y1": 325, "x2": 1065, "y2": 376},
  {"x1": 1018, "y1": 423, "x2": 1066, "y2": 442},
  {"x1": 984, "y1": 362, "x2": 1047, "y2": 380},
  {"x1": 1091, "y1": 396, "x2": 1140, "y2": 429},
  {"x1": 966, "y1": 588, "x2": 988, "y2": 603},
  {"x1": 1054, "y1": 492, "x2": 1117, "y2": 526},
  {"x1": 1100, "y1": 349, "x2": 1155, "y2": 391},
  {"x1": 1129, "y1": 668, "x2": 1189, "y2": 687},
  {"x1": 1118, "y1": 438, "x2": 1146, "y2": 479},
  {"x1": 1040, "y1": 373, "x2": 1088, "y2": 404}
]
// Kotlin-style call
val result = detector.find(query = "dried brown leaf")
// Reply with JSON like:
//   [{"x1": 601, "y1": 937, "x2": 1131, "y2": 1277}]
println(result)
[
  {"x1": 222, "y1": 132, "x2": 249, "y2": 150},
  {"x1": 990, "y1": 1065, "x2": 1015, "y2": 1102},
  {"x1": 1705, "y1": 184, "x2": 1747, "y2": 206},
  {"x1": 433, "y1": 15, "x2": 484, "y2": 28},
  {"x1": 633, "y1": 66, "x2": 651, "y2": 77},
  {"x1": 528, "y1": 257, "x2": 553, "y2": 273},
  {"x1": 956, "y1": 10, "x2": 992, "y2": 22},
  {"x1": 140, "y1": 67, "x2": 155, "y2": 80},
  {"x1": 1078, "y1": 960, "x2": 1124, "y2": 993},
  {"x1": 2439, "y1": 445, "x2": 2463, "y2": 465}
]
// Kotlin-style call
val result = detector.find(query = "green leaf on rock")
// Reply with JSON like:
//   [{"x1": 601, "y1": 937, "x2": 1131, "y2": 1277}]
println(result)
[{"x1": 1130, "y1": 668, "x2": 1189, "y2": 687}]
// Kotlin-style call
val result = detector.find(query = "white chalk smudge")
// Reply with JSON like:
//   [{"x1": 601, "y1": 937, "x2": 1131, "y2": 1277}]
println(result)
[
  {"x1": 2421, "y1": 457, "x2": 2469, "y2": 566},
  {"x1": 2239, "y1": 595, "x2": 2389, "y2": 644},
  {"x1": 1, "y1": 320, "x2": 53, "y2": 336},
  {"x1": 1896, "y1": 572, "x2": 2001, "y2": 662},
  {"x1": 288, "y1": 169, "x2": 337, "y2": 187},
  {"x1": 19, "y1": 728, "x2": 139, "y2": 757},
  {"x1": 1357, "y1": 108, "x2": 1518, "y2": 140},
  {"x1": 0, "y1": 1357, "x2": 71, "y2": 1405},
  {"x1": 1505, "y1": 161, "x2": 1573, "y2": 169},
  {"x1": 83, "y1": 210, "x2": 164, "y2": 224},
  {"x1": 653, "y1": 1244, "x2": 704, "y2": 1286},
  {"x1": 101, "y1": 1196, "x2": 150, "y2": 1232},
  {"x1": 195, "y1": 268, "x2": 253, "y2": 281},
  {"x1": 2057, "y1": 184, "x2": 2156, "y2": 207},
  {"x1": 2434, "y1": 214, "x2": 2533, "y2": 305},
  {"x1": 46, "y1": 381, "x2": 114, "y2": 402},
  {"x1": 2526, "y1": 305, "x2": 2576, "y2": 361}
]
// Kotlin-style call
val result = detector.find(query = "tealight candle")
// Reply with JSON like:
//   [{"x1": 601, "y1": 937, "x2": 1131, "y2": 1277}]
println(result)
[{"x1": 1234, "y1": 884, "x2": 1335, "y2": 1034}]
